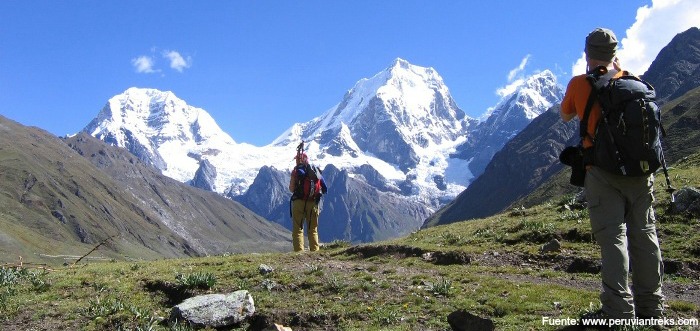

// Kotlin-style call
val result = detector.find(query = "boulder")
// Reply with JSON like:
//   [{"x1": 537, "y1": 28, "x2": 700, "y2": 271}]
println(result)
[
  {"x1": 170, "y1": 290, "x2": 255, "y2": 328},
  {"x1": 540, "y1": 239, "x2": 562, "y2": 254},
  {"x1": 447, "y1": 309, "x2": 495, "y2": 331},
  {"x1": 671, "y1": 187, "x2": 700, "y2": 216}
]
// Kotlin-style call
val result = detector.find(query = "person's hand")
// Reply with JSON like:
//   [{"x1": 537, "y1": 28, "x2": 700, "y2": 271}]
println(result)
[{"x1": 613, "y1": 57, "x2": 622, "y2": 71}]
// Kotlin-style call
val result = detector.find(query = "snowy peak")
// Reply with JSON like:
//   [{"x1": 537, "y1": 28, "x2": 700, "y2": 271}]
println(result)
[
  {"x1": 274, "y1": 59, "x2": 471, "y2": 172},
  {"x1": 383, "y1": 57, "x2": 444, "y2": 91},
  {"x1": 482, "y1": 70, "x2": 562, "y2": 127},
  {"x1": 83, "y1": 87, "x2": 237, "y2": 182},
  {"x1": 378, "y1": 58, "x2": 463, "y2": 126},
  {"x1": 453, "y1": 69, "x2": 564, "y2": 179},
  {"x1": 518, "y1": 70, "x2": 561, "y2": 119},
  {"x1": 99, "y1": 87, "x2": 233, "y2": 143},
  {"x1": 298, "y1": 58, "x2": 456, "y2": 137},
  {"x1": 89, "y1": 87, "x2": 234, "y2": 146}
]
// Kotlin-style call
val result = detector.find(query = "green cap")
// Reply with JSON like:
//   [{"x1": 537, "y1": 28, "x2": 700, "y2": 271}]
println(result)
[{"x1": 585, "y1": 28, "x2": 618, "y2": 62}]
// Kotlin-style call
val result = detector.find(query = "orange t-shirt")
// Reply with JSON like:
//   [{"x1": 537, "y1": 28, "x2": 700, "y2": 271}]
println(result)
[{"x1": 560, "y1": 71, "x2": 624, "y2": 148}]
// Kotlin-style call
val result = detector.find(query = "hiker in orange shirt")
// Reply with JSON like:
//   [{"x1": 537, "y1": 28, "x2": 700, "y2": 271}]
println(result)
[{"x1": 561, "y1": 28, "x2": 664, "y2": 321}]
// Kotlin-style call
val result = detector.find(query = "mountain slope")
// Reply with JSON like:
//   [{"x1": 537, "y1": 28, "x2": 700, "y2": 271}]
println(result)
[
  {"x1": 316, "y1": 165, "x2": 432, "y2": 243},
  {"x1": 424, "y1": 105, "x2": 578, "y2": 226},
  {"x1": 65, "y1": 132, "x2": 291, "y2": 254},
  {"x1": 659, "y1": 86, "x2": 700, "y2": 163},
  {"x1": 642, "y1": 27, "x2": 700, "y2": 104},
  {"x1": 0, "y1": 116, "x2": 289, "y2": 264},
  {"x1": 230, "y1": 166, "x2": 292, "y2": 229}
]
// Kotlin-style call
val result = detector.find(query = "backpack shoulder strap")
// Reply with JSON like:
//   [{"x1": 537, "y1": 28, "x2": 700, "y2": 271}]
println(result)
[
  {"x1": 580, "y1": 83, "x2": 598, "y2": 141},
  {"x1": 580, "y1": 66, "x2": 617, "y2": 141}
]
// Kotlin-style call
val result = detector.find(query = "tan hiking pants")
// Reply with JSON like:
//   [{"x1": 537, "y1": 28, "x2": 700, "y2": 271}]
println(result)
[
  {"x1": 291, "y1": 199, "x2": 319, "y2": 252},
  {"x1": 585, "y1": 166, "x2": 665, "y2": 319}
]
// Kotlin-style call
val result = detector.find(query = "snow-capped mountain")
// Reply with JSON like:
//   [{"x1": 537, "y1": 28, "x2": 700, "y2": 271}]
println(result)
[
  {"x1": 83, "y1": 59, "x2": 563, "y2": 243},
  {"x1": 274, "y1": 58, "x2": 473, "y2": 170},
  {"x1": 272, "y1": 58, "x2": 477, "y2": 203},
  {"x1": 84, "y1": 88, "x2": 237, "y2": 189},
  {"x1": 452, "y1": 70, "x2": 564, "y2": 178},
  {"x1": 84, "y1": 87, "x2": 288, "y2": 195}
]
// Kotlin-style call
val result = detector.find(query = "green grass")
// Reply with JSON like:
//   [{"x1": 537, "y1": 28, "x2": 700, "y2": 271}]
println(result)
[{"x1": 1, "y1": 155, "x2": 698, "y2": 330}]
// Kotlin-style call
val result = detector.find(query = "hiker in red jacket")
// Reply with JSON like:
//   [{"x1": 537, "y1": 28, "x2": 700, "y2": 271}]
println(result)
[{"x1": 289, "y1": 150, "x2": 327, "y2": 252}]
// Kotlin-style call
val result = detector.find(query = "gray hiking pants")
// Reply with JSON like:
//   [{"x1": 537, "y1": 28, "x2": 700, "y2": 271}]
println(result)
[{"x1": 585, "y1": 167, "x2": 665, "y2": 319}]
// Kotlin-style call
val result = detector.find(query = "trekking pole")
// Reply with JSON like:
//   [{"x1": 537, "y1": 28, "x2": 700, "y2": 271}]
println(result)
[
  {"x1": 291, "y1": 141, "x2": 305, "y2": 217},
  {"x1": 659, "y1": 146, "x2": 676, "y2": 203}
]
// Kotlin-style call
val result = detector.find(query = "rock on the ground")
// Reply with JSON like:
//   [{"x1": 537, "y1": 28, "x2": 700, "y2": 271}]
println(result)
[
  {"x1": 447, "y1": 309, "x2": 495, "y2": 331},
  {"x1": 170, "y1": 290, "x2": 255, "y2": 328}
]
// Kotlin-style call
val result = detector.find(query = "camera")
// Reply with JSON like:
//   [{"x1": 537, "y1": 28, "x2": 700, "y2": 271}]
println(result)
[{"x1": 559, "y1": 146, "x2": 585, "y2": 187}]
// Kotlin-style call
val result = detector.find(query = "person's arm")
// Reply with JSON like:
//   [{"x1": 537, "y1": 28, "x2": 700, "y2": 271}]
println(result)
[{"x1": 560, "y1": 77, "x2": 579, "y2": 122}]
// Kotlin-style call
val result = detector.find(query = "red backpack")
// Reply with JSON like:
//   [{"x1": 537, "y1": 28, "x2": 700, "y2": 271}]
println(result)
[{"x1": 293, "y1": 164, "x2": 322, "y2": 201}]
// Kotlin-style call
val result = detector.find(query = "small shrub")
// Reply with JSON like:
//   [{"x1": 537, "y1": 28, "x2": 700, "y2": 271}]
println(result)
[
  {"x1": 440, "y1": 232, "x2": 463, "y2": 245},
  {"x1": 0, "y1": 267, "x2": 19, "y2": 287},
  {"x1": 427, "y1": 277, "x2": 452, "y2": 297},
  {"x1": 359, "y1": 280, "x2": 375, "y2": 292},
  {"x1": 559, "y1": 209, "x2": 589, "y2": 222},
  {"x1": 492, "y1": 303, "x2": 508, "y2": 318},
  {"x1": 84, "y1": 296, "x2": 126, "y2": 318},
  {"x1": 84, "y1": 295, "x2": 160, "y2": 330},
  {"x1": 691, "y1": 242, "x2": 700, "y2": 257},
  {"x1": 175, "y1": 272, "x2": 216, "y2": 289},
  {"x1": 324, "y1": 240, "x2": 351, "y2": 249},
  {"x1": 0, "y1": 266, "x2": 51, "y2": 312},
  {"x1": 372, "y1": 307, "x2": 402, "y2": 326},
  {"x1": 90, "y1": 282, "x2": 109, "y2": 293},
  {"x1": 474, "y1": 227, "x2": 493, "y2": 237},
  {"x1": 305, "y1": 264, "x2": 324, "y2": 276},
  {"x1": 324, "y1": 275, "x2": 345, "y2": 294},
  {"x1": 509, "y1": 205, "x2": 528, "y2": 217},
  {"x1": 517, "y1": 219, "x2": 555, "y2": 233}
]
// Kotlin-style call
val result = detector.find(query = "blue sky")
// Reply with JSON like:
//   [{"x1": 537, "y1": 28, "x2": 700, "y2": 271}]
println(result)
[{"x1": 1, "y1": 1, "x2": 698, "y2": 146}]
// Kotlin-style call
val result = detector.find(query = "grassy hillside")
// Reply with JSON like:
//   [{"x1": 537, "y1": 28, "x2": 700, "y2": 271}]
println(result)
[
  {"x1": 0, "y1": 117, "x2": 290, "y2": 265},
  {"x1": 2, "y1": 154, "x2": 698, "y2": 330}
]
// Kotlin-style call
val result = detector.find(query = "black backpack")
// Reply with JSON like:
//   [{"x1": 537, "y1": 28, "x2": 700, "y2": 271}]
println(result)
[{"x1": 582, "y1": 67, "x2": 664, "y2": 177}]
